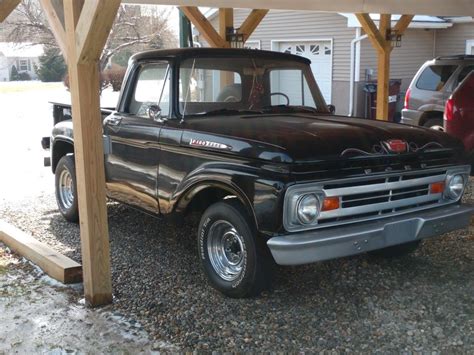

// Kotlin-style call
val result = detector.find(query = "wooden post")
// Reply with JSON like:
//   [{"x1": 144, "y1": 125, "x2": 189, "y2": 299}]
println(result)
[
  {"x1": 40, "y1": 0, "x2": 120, "y2": 307},
  {"x1": 356, "y1": 13, "x2": 412, "y2": 121},
  {"x1": 219, "y1": 8, "x2": 234, "y2": 87},
  {"x1": 0, "y1": 0, "x2": 20, "y2": 22},
  {"x1": 376, "y1": 14, "x2": 391, "y2": 121}
]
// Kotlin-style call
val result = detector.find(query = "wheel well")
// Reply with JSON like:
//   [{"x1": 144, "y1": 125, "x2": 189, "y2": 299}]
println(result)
[
  {"x1": 52, "y1": 140, "x2": 74, "y2": 173},
  {"x1": 181, "y1": 186, "x2": 255, "y2": 223},
  {"x1": 419, "y1": 111, "x2": 443, "y2": 126}
]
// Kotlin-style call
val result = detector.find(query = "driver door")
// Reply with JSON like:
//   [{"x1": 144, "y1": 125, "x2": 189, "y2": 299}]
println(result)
[{"x1": 104, "y1": 61, "x2": 171, "y2": 214}]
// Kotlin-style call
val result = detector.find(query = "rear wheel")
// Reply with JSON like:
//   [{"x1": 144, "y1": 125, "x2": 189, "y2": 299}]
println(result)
[
  {"x1": 369, "y1": 240, "x2": 421, "y2": 258},
  {"x1": 198, "y1": 200, "x2": 272, "y2": 298},
  {"x1": 55, "y1": 155, "x2": 79, "y2": 223},
  {"x1": 423, "y1": 117, "x2": 444, "y2": 131}
]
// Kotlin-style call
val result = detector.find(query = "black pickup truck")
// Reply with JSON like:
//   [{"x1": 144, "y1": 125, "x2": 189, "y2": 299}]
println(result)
[{"x1": 43, "y1": 48, "x2": 473, "y2": 297}]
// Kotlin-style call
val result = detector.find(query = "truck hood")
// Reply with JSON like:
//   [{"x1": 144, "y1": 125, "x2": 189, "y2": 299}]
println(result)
[{"x1": 182, "y1": 114, "x2": 463, "y2": 163}]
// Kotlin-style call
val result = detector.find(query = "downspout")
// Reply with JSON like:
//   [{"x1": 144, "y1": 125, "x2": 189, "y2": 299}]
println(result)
[{"x1": 349, "y1": 28, "x2": 368, "y2": 116}]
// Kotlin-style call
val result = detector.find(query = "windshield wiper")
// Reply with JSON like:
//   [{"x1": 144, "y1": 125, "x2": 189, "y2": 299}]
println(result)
[{"x1": 262, "y1": 105, "x2": 321, "y2": 114}]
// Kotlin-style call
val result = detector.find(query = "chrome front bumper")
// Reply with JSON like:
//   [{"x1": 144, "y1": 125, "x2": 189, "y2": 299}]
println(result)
[{"x1": 267, "y1": 204, "x2": 474, "y2": 265}]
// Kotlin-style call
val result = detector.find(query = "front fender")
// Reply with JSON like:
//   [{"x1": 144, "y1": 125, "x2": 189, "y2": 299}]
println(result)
[{"x1": 171, "y1": 163, "x2": 287, "y2": 235}]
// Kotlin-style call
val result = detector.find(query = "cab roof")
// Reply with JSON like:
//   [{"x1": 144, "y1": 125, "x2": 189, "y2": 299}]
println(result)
[{"x1": 130, "y1": 47, "x2": 311, "y2": 64}]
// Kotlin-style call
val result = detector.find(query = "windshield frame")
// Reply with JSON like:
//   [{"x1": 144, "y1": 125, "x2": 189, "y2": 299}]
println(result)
[{"x1": 176, "y1": 55, "x2": 329, "y2": 119}]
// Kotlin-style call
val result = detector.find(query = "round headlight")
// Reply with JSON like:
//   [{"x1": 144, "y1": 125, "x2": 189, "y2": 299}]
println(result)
[
  {"x1": 446, "y1": 174, "x2": 465, "y2": 200},
  {"x1": 297, "y1": 194, "x2": 320, "y2": 224}
]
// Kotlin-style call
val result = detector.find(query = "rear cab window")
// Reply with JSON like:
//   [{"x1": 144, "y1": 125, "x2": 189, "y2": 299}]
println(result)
[
  {"x1": 457, "y1": 65, "x2": 474, "y2": 85},
  {"x1": 416, "y1": 65, "x2": 458, "y2": 91}
]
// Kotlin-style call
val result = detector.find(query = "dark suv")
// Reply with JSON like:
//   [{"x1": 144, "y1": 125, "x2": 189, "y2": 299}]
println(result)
[{"x1": 401, "y1": 55, "x2": 474, "y2": 130}]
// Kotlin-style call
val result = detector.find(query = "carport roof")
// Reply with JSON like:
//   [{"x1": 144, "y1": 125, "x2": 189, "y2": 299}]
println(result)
[{"x1": 124, "y1": 0, "x2": 474, "y2": 17}]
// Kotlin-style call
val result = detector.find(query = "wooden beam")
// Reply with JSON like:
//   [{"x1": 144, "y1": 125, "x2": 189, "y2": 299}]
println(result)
[
  {"x1": 218, "y1": 7, "x2": 233, "y2": 45},
  {"x1": 0, "y1": 0, "x2": 20, "y2": 22},
  {"x1": 75, "y1": 0, "x2": 121, "y2": 64},
  {"x1": 62, "y1": 0, "x2": 114, "y2": 306},
  {"x1": 179, "y1": 6, "x2": 228, "y2": 48},
  {"x1": 355, "y1": 13, "x2": 385, "y2": 53},
  {"x1": 238, "y1": 9, "x2": 268, "y2": 42},
  {"x1": 376, "y1": 14, "x2": 391, "y2": 121},
  {"x1": 39, "y1": 0, "x2": 68, "y2": 57},
  {"x1": 393, "y1": 14, "x2": 414, "y2": 35},
  {"x1": 0, "y1": 220, "x2": 82, "y2": 284}
]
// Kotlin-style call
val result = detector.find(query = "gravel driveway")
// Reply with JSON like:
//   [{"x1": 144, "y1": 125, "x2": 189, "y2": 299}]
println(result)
[{"x1": 1, "y1": 82, "x2": 473, "y2": 352}]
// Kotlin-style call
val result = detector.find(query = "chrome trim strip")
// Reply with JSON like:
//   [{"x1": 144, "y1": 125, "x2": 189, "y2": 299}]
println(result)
[
  {"x1": 320, "y1": 193, "x2": 441, "y2": 219},
  {"x1": 324, "y1": 174, "x2": 445, "y2": 197}
]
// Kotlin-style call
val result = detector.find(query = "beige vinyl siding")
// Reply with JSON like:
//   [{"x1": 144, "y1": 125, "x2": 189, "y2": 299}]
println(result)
[
  {"x1": 435, "y1": 23, "x2": 474, "y2": 56},
  {"x1": 208, "y1": 10, "x2": 355, "y2": 82},
  {"x1": 359, "y1": 29, "x2": 436, "y2": 91}
]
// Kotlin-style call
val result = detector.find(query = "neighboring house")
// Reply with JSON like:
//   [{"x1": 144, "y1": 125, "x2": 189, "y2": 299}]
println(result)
[
  {"x1": 195, "y1": 10, "x2": 474, "y2": 117},
  {"x1": 0, "y1": 43, "x2": 43, "y2": 82}
]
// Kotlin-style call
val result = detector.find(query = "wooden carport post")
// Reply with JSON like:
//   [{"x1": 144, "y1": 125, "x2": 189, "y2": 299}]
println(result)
[
  {"x1": 40, "y1": 0, "x2": 120, "y2": 306},
  {"x1": 356, "y1": 13, "x2": 413, "y2": 120}
]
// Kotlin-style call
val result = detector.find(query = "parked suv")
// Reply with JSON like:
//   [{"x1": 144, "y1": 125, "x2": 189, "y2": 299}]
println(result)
[{"x1": 402, "y1": 55, "x2": 474, "y2": 130}]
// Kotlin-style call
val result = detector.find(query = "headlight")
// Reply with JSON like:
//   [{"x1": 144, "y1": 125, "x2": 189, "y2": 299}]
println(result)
[
  {"x1": 296, "y1": 194, "x2": 320, "y2": 224},
  {"x1": 446, "y1": 174, "x2": 465, "y2": 200}
]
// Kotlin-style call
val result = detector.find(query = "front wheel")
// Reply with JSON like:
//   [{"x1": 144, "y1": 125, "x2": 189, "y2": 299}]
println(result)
[
  {"x1": 198, "y1": 200, "x2": 272, "y2": 298},
  {"x1": 55, "y1": 155, "x2": 79, "y2": 223}
]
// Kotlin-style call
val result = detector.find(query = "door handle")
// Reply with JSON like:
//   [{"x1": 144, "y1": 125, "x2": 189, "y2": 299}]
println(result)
[{"x1": 106, "y1": 117, "x2": 121, "y2": 126}]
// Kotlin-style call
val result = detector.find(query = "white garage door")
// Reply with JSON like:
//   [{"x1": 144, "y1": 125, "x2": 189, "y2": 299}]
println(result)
[{"x1": 278, "y1": 41, "x2": 332, "y2": 104}]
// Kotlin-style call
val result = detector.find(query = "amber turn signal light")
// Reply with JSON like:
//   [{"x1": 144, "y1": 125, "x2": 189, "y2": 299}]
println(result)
[
  {"x1": 322, "y1": 197, "x2": 340, "y2": 211},
  {"x1": 430, "y1": 182, "x2": 445, "y2": 194}
]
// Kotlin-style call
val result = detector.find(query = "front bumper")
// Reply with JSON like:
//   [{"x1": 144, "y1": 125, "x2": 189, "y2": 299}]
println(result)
[{"x1": 267, "y1": 204, "x2": 474, "y2": 265}]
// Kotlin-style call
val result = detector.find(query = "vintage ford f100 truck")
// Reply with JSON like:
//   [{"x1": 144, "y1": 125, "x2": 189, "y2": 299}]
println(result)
[{"x1": 43, "y1": 48, "x2": 473, "y2": 297}]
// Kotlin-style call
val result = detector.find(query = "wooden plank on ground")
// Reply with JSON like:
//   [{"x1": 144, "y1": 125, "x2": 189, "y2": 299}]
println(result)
[{"x1": 0, "y1": 220, "x2": 82, "y2": 284}]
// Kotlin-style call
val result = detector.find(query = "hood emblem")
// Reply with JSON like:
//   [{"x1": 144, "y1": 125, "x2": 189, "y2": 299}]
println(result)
[
  {"x1": 189, "y1": 138, "x2": 231, "y2": 150},
  {"x1": 382, "y1": 139, "x2": 407, "y2": 154}
]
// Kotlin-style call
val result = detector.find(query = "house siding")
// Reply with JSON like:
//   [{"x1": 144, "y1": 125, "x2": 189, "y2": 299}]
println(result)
[
  {"x1": 359, "y1": 29, "x2": 436, "y2": 92},
  {"x1": 435, "y1": 23, "x2": 474, "y2": 56}
]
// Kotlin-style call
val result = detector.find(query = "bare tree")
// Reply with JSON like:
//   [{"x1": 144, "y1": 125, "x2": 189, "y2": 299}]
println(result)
[{"x1": 3, "y1": 1, "x2": 177, "y2": 69}]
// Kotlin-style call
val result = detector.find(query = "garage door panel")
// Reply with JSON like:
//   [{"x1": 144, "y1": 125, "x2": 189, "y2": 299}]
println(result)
[{"x1": 278, "y1": 41, "x2": 332, "y2": 104}]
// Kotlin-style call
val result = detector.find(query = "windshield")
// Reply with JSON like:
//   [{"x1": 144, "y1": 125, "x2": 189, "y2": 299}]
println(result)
[{"x1": 178, "y1": 56, "x2": 328, "y2": 117}]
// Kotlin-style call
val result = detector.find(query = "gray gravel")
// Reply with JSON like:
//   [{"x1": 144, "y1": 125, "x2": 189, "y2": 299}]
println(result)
[{"x1": 1, "y1": 185, "x2": 473, "y2": 352}]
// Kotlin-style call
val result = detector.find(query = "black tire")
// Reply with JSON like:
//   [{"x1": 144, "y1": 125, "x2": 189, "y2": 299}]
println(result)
[
  {"x1": 55, "y1": 155, "x2": 79, "y2": 223},
  {"x1": 198, "y1": 199, "x2": 272, "y2": 298},
  {"x1": 423, "y1": 117, "x2": 444, "y2": 131},
  {"x1": 369, "y1": 240, "x2": 421, "y2": 258}
]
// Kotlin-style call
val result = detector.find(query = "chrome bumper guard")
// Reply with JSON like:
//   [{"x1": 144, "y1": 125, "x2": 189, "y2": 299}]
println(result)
[{"x1": 268, "y1": 204, "x2": 474, "y2": 265}]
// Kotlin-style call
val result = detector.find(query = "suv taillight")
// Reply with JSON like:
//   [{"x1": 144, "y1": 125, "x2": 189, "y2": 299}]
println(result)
[
  {"x1": 444, "y1": 97, "x2": 454, "y2": 121},
  {"x1": 404, "y1": 88, "x2": 411, "y2": 110}
]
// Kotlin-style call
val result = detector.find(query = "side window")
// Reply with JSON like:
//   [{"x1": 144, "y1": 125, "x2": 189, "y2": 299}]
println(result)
[
  {"x1": 457, "y1": 65, "x2": 474, "y2": 85},
  {"x1": 128, "y1": 63, "x2": 170, "y2": 118},
  {"x1": 416, "y1": 65, "x2": 457, "y2": 91}
]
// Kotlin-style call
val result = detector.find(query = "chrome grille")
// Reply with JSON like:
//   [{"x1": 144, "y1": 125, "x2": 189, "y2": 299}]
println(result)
[{"x1": 317, "y1": 169, "x2": 448, "y2": 226}]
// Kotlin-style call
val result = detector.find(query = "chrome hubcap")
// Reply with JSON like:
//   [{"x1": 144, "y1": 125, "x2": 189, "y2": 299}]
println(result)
[
  {"x1": 207, "y1": 220, "x2": 246, "y2": 281},
  {"x1": 58, "y1": 169, "x2": 74, "y2": 209}
]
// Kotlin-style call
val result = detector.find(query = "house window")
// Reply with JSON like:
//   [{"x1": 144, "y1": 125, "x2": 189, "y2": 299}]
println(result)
[{"x1": 19, "y1": 59, "x2": 29, "y2": 71}]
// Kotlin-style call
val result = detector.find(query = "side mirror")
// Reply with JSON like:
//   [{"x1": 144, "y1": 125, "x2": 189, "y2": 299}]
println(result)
[
  {"x1": 148, "y1": 105, "x2": 162, "y2": 121},
  {"x1": 328, "y1": 104, "x2": 336, "y2": 114}
]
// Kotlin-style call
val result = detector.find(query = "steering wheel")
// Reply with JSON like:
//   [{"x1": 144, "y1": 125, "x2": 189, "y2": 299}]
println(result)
[
  {"x1": 270, "y1": 92, "x2": 290, "y2": 106},
  {"x1": 223, "y1": 95, "x2": 239, "y2": 103}
]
